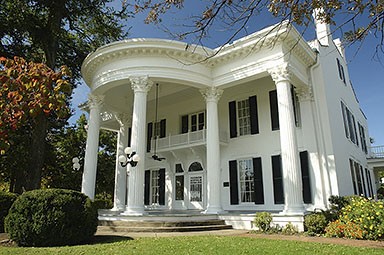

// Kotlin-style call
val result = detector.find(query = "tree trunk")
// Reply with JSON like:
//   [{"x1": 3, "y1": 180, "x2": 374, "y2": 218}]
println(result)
[{"x1": 25, "y1": 114, "x2": 48, "y2": 191}]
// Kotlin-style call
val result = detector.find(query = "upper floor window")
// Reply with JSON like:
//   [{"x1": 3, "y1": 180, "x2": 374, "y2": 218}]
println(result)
[
  {"x1": 229, "y1": 95, "x2": 259, "y2": 138},
  {"x1": 181, "y1": 111, "x2": 205, "y2": 133},
  {"x1": 337, "y1": 58, "x2": 346, "y2": 84},
  {"x1": 341, "y1": 101, "x2": 358, "y2": 146},
  {"x1": 358, "y1": 122, "x2": 368, "y2": 154}
]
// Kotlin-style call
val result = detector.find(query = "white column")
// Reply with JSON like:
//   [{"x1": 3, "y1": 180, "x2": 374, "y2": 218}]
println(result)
[
  {"x1": 296, "y1": 86, "x2": 328, "y2": 210},
  {"x1": 124, "y1": 76, "x2": 152, "y2": 215},
  {"x1": 269, "y1": 64, "x2": 304, "y2": 214},
  {"x1": 81, "y1": 94, "x2": 103, "y2": 200},
  {"x1": 201, "y1": 87, "x2": 224, "y2": 214},
  {"x1": 112, "y1": 113, "x2": 130, "y2": 211}
]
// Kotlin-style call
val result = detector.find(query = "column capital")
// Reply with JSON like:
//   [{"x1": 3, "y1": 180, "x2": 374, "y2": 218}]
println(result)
[
  {"x1": 200, "y1": 87, "x2": 223, "y2": 103},
  {"x1": 296, "y1": 86, "x2": 314, "y2": 102},
  {"x1": 268, "y1": 63, "x2": 291, "y2": 84},
  {"x1": 115, "y1": 112, "x2": 131, "y2": 127},
  {"x1": 88, "y1": 94, "x2": 104, "y2": 109},
  {"x1": 130, "y1": 76, "x2": 153, "y2": 93}
]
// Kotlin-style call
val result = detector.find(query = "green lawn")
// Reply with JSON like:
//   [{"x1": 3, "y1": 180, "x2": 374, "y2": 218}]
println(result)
[{"x1": 0, "y1": 236, "x2": 382, "y2": 255}]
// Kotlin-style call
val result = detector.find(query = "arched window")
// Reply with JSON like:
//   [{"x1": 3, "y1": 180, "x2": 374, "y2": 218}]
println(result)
[{"x1": 188, "y1": 162, "x2": 203, "y2": 172}]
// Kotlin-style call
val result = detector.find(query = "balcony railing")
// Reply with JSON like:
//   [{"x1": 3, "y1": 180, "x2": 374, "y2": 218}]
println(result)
[
  {"x1": 151, "y1": 130, "x2": 228, "y2": 152},
  {"x1": 369, "y1": 145, "x2": 384, "y2": 158}
]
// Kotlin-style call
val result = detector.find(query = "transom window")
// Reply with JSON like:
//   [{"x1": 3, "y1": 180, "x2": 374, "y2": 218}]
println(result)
[
  {"x1": 237, "y1": 99, "x2": 251, "y2": 136},
  {"x1": 238, "y1": 159, "x2": 254, "y2": 203}
]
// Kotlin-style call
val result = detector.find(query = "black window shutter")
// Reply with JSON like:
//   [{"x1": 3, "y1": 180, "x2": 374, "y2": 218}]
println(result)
[
  {"x1": 229, "y1": 101, "x2": 237, "y2": 138},
  {"x1": 253, "y1": 157, "x2": 264, "y2": 204},
  {"x1": 300, "y1": 151, "x2": 312, "y2": 204},
  {"x1": 291, "y1": 86, "x2": 298, "y2": 126},
  {"x1": 229, "y1": 160, "x2": 239, "y2": 205},
  {"x1": 160, "y1": 119, "x2": 166, "y2": 138},
  {"x1": 272, "y1": 155, "x2": 284, "y2": 204},
  {"x1": 159, "y1": 168, "x2": 166, "y2": 205},
  {"x1": 144, "y1": 170, "x2": 150, "y2": 205},
  {"x1": 269, "y1": 90, "x2": 279, "y2": 131},
  {"x1": 147, "y1": 122, "x2": 153, "y2": 152},
  {"x1": 249, "y1": 96, "x2": 259, "y2": 135},
  {"x1": 181, "y1": 115, "x2": 188, "y2": 134},
  {"x1": 128, "y1": 127, "x2": 132, "y2": 147}
]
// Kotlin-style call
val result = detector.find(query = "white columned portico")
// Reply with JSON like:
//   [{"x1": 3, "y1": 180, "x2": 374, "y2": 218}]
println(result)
[
  {"x1": 124, "y1": 76, "x2": 153, "y2": 215},
  {"x1": 201, "y1": 87, "x2": 224, "y2": 214},
  {"x1": 269, "y1": 64, "x2": 305, "y2": 214},
  {"x1": 112, "y1": 113, "x2": 130, "y2": 211},
  {"x1": 81, "y1": 94, "x2": 104, "y2": 200}
]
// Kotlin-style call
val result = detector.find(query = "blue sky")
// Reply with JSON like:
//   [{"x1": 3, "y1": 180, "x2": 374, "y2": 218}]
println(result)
[{"x1": 71, "y1": 1, "x2": 383, "y2": 146}]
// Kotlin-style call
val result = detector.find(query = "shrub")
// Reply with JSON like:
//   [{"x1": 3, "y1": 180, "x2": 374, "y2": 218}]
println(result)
[
  {"x1": 304, "y1": 212, "x2": 328, "y2": 236},
  {"x1": 325, "y1": 220, "x2": 365, "y2": 239},
  {"x1": 339, "y1": 196, "x2": 384, "y2": 240},
  {"x1": 282, "y1": 222, "x2": 298, "y2": 235},
  {"x1": 254, "y1": 212, "x2": 273, "y2": 232},
  {"x1": 0, "y1": 191, "x2": 18, "y2": 232},
  {"x1": 5, "y1": 189, "x2": 98, "y2": 247},
  {"x1": 94, "y1": 192, "x2": 113, "y2": 210}
]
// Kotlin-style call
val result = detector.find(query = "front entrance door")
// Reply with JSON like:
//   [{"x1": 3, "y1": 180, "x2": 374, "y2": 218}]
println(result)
[{"x1": 188, "y1": 174, "x2": 204, "y2": 209}]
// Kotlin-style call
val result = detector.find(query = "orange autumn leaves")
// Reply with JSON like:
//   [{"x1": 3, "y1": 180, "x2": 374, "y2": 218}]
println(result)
[{"x1": 0, "y1": 56, "x2": 72, "y2": 153}]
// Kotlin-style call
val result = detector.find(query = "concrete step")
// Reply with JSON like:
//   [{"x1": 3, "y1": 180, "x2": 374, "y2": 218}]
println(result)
[
  {"x1": 97, "y1": 224, "x2": 232, "y2": 233},
  {"x1": 98, "y1": 219, "x2": 232, "y2": 233}
]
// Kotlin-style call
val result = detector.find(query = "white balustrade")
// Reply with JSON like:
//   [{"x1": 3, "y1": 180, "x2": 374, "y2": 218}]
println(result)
[{"x1": 370, "y1": 145, "x2": 384, "y2": 158}]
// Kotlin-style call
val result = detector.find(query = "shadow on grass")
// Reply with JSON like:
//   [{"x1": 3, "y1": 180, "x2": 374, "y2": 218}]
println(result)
[{"x1": 87, "y1": 235, "x2": 134, "y2": 245}]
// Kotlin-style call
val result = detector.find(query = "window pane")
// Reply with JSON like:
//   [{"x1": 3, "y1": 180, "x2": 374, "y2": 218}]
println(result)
[{"x1": 237, "y1": 99, "x2": 251, "y2": 136}]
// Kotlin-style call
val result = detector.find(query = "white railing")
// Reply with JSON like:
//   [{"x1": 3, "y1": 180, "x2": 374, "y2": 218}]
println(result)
[
  {"x1": 152, "y1": 130, "x2": 228, "y2": 151},
  {"x1": 369, "y1": 145, "x2": 384, "y2": 158}
]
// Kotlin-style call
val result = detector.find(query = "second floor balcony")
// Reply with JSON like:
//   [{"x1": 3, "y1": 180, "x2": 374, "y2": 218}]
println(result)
[
  {"x1": 151, "y1": 129, "x2": 228, "y2": 153},
  {"x1": 369, "y1": 145, "x2": 384, "y2": 159}
]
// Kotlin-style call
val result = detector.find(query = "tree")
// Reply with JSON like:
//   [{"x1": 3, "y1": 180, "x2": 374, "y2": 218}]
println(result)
[
  {"x1": 132, "y1": 1, "x2": 384, "y2": 55},
  {"x1": 0, "y1": 0, "x2": 130, "y2": 192},
  {"x1": 43, "y1": 114, "x2": 116, "y2": 197},
  {"x1": 0, "y1": 56, "x2": 71, "y2": 192}
]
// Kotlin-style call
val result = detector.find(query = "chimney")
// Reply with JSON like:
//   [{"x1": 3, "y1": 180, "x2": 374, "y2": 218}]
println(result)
[{"x1": 313, "y1": 8, "x2": 332, "y2": 46}]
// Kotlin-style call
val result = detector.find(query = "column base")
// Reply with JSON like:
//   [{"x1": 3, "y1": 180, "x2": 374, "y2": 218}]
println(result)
[
  {"x1": 281, "y1": 204, "x2": 305, "y2": 215},
  {"x1": 121, "y1": 207, "x2": 146, "y2": 216},
  {"x1": 203, "y1": 206, "x2": 225, "y2": 215}
]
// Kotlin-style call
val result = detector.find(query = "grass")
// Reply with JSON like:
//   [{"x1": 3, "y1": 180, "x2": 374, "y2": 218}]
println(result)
[{"x1": 0, "y1": 235, "x2": 382, "y2": 255}]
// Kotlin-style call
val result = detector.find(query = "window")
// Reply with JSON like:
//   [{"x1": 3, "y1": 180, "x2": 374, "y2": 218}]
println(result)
[
  {"x1": 358, "y1": 123, "x2": 368, "y2": 154},
  {"x1": 341, "y1": 102, "x2": 358, "y2": 146},
  {"x1": 337, "y1": 58, "x2": 346, "y2": 84},
  {"x1": 228, "y1": 157, "x2": 264, "y2": 205},
  {"x1": 175, "y1": 176, "x2": 184, "y2": 200},
  {"x1": 151, "y1": 169, "x2": 160, "y2": 205},
  {"x1": 229, "y1": 95, "x2": 259, "y2": 138},
  {"x1": 181, "y1": 111, "x2": 205, "y2": 133},
  {"x1": 366, "y1": 169, "x2": 374, "y2": 198},
  {"x1": 175, "y1": 163, "x2": 184, "y2": 201},
  {"x1": 238, "y1": 159, "x2": 254, "y2": 203},
  {"x1": 300, "y1": 151, "x2": 312, "y2": 204},
  {"x1": 147, "y1": 119, "x2": 166, "y2": 152},
  {"x1": 349, "y1": 159, "x2": 366, "y2": 196},
  {"x1": 237, "y1": 99, "x2": 251, "y2": 136},
  {"x1": 188, "y1": 162, "x2": 203, "y2": 172},
  {"x1": 144, "y1": 169, "x2": 165, "y2": 205}
]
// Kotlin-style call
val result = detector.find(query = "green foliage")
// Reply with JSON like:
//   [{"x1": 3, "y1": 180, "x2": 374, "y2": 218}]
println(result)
[
  {"x1": 43, "y1": 114, "x2": 116, "y2": 197},
  {"x1": 0, "y1": 191, "x2": 18, "y2": 232},
  {"x1": 253, "y1": 212, "x2": 273, "y2": 232},
  {"x1": 5, "y1": 189, "x2": 98, "y2": 247},
  {"x1": 325, "y1": 196, "x2": 384, "y2": 240},
  {"x1": 94, "y1": 192, "x2": 113, "y2": 210},
  {"x1": 304, "y1": 212, "x2": 328, "y2": 236},
  {"x1": 282, "y1": 222, "x2": 298, "y2": 235},
  {"x1": 325, "y1": 220, "x2": 364, "y2": 239}
]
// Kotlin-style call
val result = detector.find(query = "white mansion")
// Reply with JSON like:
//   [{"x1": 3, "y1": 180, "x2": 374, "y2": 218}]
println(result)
[{"x1": 80, "y1": 19, "x2": 377, "y2": 229}]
